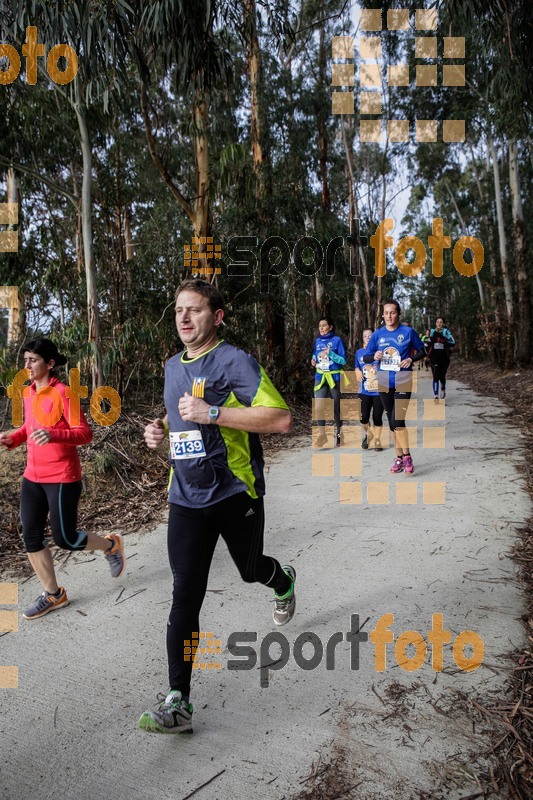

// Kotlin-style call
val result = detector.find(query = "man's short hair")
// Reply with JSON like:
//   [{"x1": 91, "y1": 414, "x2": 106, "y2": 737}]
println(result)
[{"x1": 175, "y1": 279, "x2": 225, "y2": 313}]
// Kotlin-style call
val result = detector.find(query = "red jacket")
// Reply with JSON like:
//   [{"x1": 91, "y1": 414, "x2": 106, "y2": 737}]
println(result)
[{"x1": 8, "y1": 377, "x2": 93, "y2": 483}]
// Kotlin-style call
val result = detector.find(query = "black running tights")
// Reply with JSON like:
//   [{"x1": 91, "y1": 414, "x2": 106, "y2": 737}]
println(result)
[
  {"x1": 20, "y1": 477, "x2": 87, "y2": 553},
  {"x1": 314, "y1": 383, "x2": 342, "y2": 430},
  {"x1": 431, "y1": 360, "x2": 450, "y2": 395},
  {"x1": 166, "y1": 492, "x2": 290, "y2": 695},
  {"x1": 378, "y1": 389, "x2": 412, "y2": 431}
]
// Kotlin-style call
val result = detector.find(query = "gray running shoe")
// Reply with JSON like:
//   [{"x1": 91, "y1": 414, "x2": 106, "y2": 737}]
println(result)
[
  {"x1": 138, "y1": 690, "x2": 193, "y2": 734},
  {"x1": 104, "y1": 533, "x2": 126, "y2": 578},
  {"x1": 273, "y1": 566, "x2": 296, "y2": 626},
  {"x1": 23, "y1": 587, "x2": 69, "y2": 620}
]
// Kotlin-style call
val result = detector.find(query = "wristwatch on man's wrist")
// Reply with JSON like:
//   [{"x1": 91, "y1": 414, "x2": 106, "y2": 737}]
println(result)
[{"x1": 208, "y1": 405, "x2": 220, "y2": 423}]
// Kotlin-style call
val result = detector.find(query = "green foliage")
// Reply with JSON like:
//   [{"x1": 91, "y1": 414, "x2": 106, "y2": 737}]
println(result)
[
  {"x1": 91, "y1": 445, "x2": 120, "y2": 476},
  {"x1": 0, "y1": 0, "x2": 531, "y2": 390}
]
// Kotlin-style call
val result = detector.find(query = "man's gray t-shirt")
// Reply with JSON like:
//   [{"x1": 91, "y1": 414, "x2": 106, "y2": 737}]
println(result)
[{"x1": 164, "y1": 340, "x2": 289, "y2": 508}]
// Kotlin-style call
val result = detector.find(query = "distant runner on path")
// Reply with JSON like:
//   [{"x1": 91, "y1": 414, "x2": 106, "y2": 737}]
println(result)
[
  {"x1": 420, "y1": 329, "x2": 431, "y2": 371},
  {"x1": 139, "y1": 279, "x2": 295, "y2": 735},
  {"x1": 364, "y1": 301, "x2": 425, "y2": 475},
  {"x1": 355, "y1": 328, "x2": 384, "y2": 452},
  {"x1": 0, "y1": 338, "x2": 125, "y2": 620},
  {"x1": 311, "y1": 316, "x2": 347, "y2": 448},
  {"x1": 428, "y1": 316, "x2": 456, "y2": 401}
]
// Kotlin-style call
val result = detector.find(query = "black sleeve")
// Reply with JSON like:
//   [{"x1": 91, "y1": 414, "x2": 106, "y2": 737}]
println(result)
[{"x1": 411, "y1": 348, "x2": 426, "y2": 363}]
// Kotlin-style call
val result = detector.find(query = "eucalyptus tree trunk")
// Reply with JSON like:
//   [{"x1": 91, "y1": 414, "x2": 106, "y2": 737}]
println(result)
[
  {"x1": 469, "y1": 143, "x2": 500, "y2": 345},
  {"x1": 313, "y1": 21, "x2": 329, "y2": 319},
  {"x1": 488, "y1": 135, "x2": 515, "y2": 368},
  {"x1": 509, "y1": 138, "x2": 530, "y2": 364},
  {"x1": 244, "y1": 0, "x2": 267, "y2": 206},
  {"x1": 317, "y1": 24, "x2": 330, "y2": 214},
  {"x1": 244, "y1": 0, "x2": 286, "y2": 382},
  {"x1": 341, "y1": 117, "x2": 367, "y2": 337},
  {"x1": 443, "y1": 181, "x2": 485, "y2": 310},
  {"x1": 140, "y1": 79, "x2": 211, "y2": 272},
  {"x1": 192, "y1": 93, "x2": 210, "y2": 242},
  {"x1": 74, "y1": 94, "x2": 104, "y2": 389}
]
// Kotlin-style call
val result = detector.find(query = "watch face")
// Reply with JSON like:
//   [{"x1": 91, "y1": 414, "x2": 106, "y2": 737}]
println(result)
[{"x1": 209, "y1": 406, "x2": 219, "y2": 419}]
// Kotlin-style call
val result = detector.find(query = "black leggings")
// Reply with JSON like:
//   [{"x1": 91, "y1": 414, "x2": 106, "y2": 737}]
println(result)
[
  {"x1": 20, "y1": 477, "x2": 88, "y2": 553},
  {"x1": 166, "y1": 491, "x2": 290, "y2": 695},
  {"x1": 359, "y1": 394, "x2": 384, "y2": 426},
  {"x1": 431, "y1": 359, "x2": 450, "y2": 395},
  {"x1": 314, "y1": 382, "x2": 342, "y2": 429},
  {"x1": 379, "y1": 390, "x2": 412, "y2": 431}
]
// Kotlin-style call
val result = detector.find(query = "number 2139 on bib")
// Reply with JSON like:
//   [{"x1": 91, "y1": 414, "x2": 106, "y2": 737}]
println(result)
[{"x1": 169, "y1": 430, "x2": 207, "y2": 459}]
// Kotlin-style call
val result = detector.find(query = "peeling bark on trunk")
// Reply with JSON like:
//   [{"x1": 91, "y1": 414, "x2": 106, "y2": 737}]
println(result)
[
  {"x1": 192, "y1": 93, "x2": 210, "y2": 243},
  {"x1": 244, "y1": 0, "x2": 267, "y2": 208}
]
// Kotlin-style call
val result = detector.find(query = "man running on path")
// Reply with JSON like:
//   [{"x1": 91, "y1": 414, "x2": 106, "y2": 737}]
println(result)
[{"x1": 139, "y1": 279, "x2": 295, "y2": 734}]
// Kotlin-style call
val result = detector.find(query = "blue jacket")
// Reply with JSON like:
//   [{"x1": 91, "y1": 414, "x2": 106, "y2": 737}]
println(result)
[{"x1": 312, "y1": 332, "x2": 346, "y2": 386}]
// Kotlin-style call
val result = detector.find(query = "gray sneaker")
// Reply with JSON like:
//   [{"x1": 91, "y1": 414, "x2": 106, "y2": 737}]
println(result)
[
  {"x1": 104, "y1": 533, "x2": 126, "y2": 578},
  {"x1": 273, "y1": 566, "x2": 296, "y2": 626},
  {"x1": 138, "y1": 691, "x2": 193, "y2": 734},
  {"x1": 22, "y1": 587, "x2": 69, "y2": 620}
]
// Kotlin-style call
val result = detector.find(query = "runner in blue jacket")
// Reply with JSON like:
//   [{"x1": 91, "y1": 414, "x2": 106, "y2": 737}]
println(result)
[
  {"x1": 364, "y1": 300, "x2": 425, "y2": 474},
  {"x1": 355, "y1": 329, "x2": 384, "y2": 451},
  {"x1": 311, "y1": 317, "x2": 347, "y2": 448}
]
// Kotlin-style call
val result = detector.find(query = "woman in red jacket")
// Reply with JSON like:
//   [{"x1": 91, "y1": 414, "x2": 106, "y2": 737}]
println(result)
[{"x1": 0, "y1": 338, "x2": 126, "y2": 619}]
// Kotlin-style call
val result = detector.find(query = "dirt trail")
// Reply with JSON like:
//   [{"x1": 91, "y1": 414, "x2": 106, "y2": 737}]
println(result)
[{"x1": 0, "y1": 372, "x2": 529, "y2": 800}]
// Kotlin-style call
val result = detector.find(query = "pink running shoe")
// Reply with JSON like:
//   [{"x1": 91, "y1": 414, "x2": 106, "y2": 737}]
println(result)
[
  {"x1": 403, "y1": 454, "x2": 414, "y2": 474},
  {"x1": 390, "y1": 456, "x2": 404, "y2": 473}
]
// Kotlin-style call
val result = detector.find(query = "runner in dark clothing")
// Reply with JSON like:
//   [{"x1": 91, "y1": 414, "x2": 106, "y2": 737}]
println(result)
[{"x1": 428, "y1": 317, "x2": 456, "y2": 401}]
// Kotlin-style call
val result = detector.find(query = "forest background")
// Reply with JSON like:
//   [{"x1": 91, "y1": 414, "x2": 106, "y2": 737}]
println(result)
[
  {"x1": 0, "y1": 0, "x2": 532, "y2": 402},
  {"x1": 2, "y1": 4, "x2": 533, "y2": 792}
]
